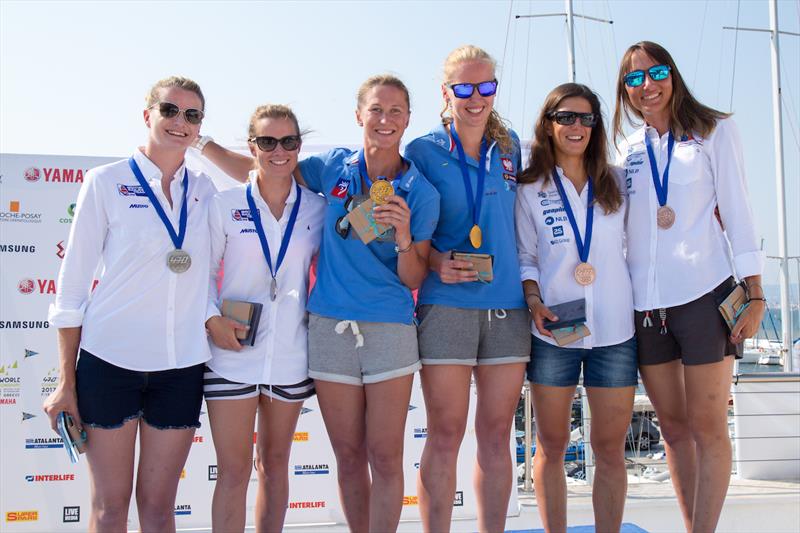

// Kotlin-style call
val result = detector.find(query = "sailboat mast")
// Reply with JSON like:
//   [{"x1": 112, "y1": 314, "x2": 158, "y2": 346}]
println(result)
[
  {"x1": 566, "y1": 0, "x2": 576, "y2": 82},
  {"x1": 768, "y1": 0, "x2": 792, "y2": 371}
]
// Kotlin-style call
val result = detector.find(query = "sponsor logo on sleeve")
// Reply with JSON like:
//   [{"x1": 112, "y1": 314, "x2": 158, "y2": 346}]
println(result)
[
  {"x1": 330, "y1": 178, "x2": 349, "y2": 199},
  {"x1": 231, "y1": 209, "x2": 254, "y2": 222},
  {"x1": 117, "y1": 184, "x2": 147, "y2": 197}
]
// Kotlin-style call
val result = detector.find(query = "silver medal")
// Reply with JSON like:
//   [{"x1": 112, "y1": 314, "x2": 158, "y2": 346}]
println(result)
[
  {"x1": 167, "y1": 249, "x2": 192, "y2": 273},
  {"x1": 270, "y1": 278, "x2": 277, "y2": 301}
]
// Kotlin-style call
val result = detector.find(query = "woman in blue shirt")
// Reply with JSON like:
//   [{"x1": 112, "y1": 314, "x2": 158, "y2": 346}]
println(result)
[
  {"x1": 199, "y1": 75, "x2": 440, "y2": 533},
  {"x1": 404, "y1": 45, "x2": 529, "y2": 532}
]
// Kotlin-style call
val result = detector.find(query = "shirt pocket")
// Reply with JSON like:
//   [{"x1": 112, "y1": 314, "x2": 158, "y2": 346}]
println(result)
[{"x1": 669, "y1": 142, "x2": 706, "y2": 185}]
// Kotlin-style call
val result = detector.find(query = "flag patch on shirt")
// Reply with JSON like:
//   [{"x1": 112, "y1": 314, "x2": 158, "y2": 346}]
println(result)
[
  {"x1": 117, "y1": 184, "x2": 147, "y2": 197},
  {"x1": 330, "y1": 178, "x2": 349, "y2": 199},
  {"x1": 501, "y1": 157, "x2": 514, "y2": 172},
  {"x1": 231, "y1": 209, "x2": 254, "y2": 222}
]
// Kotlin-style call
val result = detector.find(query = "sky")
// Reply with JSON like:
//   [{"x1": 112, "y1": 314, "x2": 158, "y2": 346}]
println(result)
[{"x1": 1, "y1": 0, "x2": 798, "y2": 285}]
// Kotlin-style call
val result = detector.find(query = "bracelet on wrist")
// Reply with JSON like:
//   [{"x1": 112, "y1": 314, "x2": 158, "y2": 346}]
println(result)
[
  {"x1": 747, "y1": 297, "x2": 766, "y2": 303},
  {"x1": 192, "y1": 135, "x2": 213, "y2": 152},
  {"x1": 395, "y1": 241, "x2": 413, "y2": 254}
]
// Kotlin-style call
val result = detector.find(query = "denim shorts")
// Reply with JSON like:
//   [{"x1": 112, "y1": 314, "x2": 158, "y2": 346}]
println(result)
[
  {"x1": 76, "y1": 349, "x2": 204, "y2": 429},
  {"x1": 527, "y1": 335, "x2": 638, "y2": 388}
]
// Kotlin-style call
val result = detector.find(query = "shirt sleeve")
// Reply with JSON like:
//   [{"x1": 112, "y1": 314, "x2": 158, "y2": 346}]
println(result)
[
  {"x1": 410, "y1": 187, "x2": 441, "y2": 242},
  {"x1": 206, "y1": 194, "x2": 225, "y2": 322},
  {"x1": 710, "y1": 118, "x2": 765, "y2": 278},
  {"x1": 298, "y1": 153, "x2": 328, "y2": 194},
  {"x1": 515, "y1": 186, "x2": 541, "y2": 283},
  {"x1": 48, "y1": 170, "x2": 108, "y2": 327}
]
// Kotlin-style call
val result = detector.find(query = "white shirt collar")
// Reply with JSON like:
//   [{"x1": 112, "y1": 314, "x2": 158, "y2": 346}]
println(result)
[{"x1": 133, "y1": 148, "x2": 187, "y2": 182}]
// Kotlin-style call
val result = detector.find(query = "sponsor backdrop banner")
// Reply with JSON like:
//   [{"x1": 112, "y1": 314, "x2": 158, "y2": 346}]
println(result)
[{"x1": 0, "y1": 152, "x2": 518, "y2": 530}]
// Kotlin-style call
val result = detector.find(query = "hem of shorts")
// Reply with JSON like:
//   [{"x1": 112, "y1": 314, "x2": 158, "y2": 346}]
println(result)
[
  {"x1": 680, "y1": 352, "x2": 736, "y2": 366},
  {"x1": 528, "y1": 379, "x2": 579, "y2": 388},
  {"x1": 417, "y1": 299, "x2": 527, "y2": 310},
  {"x1": 363, "y1": 361, "x2": 421, "y2": 384},
  {"x1": 583, "y1": 381, "x2": 639, "y2": 388},
  {"x1": 532, "y1": 332, "x2": 636, "y2": 349},
  {"x1": 420, "y1": 357, "x2": 477, "y2": 366},
  {"x1": 476, "y1": 356, "x2": 531, "y2": 366},
  {"x1": 308, "y1": 307, "x2": 415, "y2": 325},
  {"x1": 204, "y1": 391, "x2": 260, "y2": 401},
  {"x1": 309, "y1": 370, "x2": 363, "y2": 386},
  {"x1": 141, "y1": 417, "x2": 201, "y2": 430},
  {"x1": 260, "y1": 387, "x2": 315, "y2": 402},
  {"x1": 83, "y1": 410, "x2": 143, "y2": 430}
]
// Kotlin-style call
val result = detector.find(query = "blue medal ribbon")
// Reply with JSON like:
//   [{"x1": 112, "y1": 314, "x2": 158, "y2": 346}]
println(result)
[
  {"x1": 450, "y1": 125, "x2": 488, "y2": 236},
  {"x1": 552, "y1": 168, "x2": 594, "y2": 264},
  {"x1": 357, "y1": 149, "x2": 404, "y2": 190},
  {"x1": 246, "y1": 181, "x2": 302, "y2": 285},
  {"x1": 128, "y1": 157, "x2": 188, "y2": 250},
  {"x1": 644, "y1": 131, "x2": 674, "y2": 207}
]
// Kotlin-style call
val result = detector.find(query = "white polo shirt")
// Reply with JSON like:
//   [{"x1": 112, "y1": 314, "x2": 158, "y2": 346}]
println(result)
[
  {"x1": 618, "y1": 118, "x2": 764, "y2": 311},
  {"x1": 515, "y1": 167, "x2": 634, "y2": 348},
  {"x1": 205, "y1": 171, "x2": 325, "y2": 386},
  {"x1": 49, "y1": 149, "x2": 216, "y2": 371}
]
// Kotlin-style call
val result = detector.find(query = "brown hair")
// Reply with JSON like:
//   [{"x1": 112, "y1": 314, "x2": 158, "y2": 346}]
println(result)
[
  {"x1": 612, "y1": 41, "x2": 729, "y2": 143},
  {"x1": 356, "y1": 74, "x2": 411, "y2": 110},
  {"x1": 518, "y1": 83, "x2": 622, "y2": 214},
  {"x1": 247, "y1": 104, "x2": 302, "y2": 139},
  {"x1": 440, "y1": 45, "x2": 513, "y2": 153},
  {"x1": 145, "y1": 76, "x2": 205, "y2": 110}
]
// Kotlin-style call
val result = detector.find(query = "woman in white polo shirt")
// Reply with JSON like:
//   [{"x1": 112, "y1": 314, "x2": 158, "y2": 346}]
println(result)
[
  {"x1": 515, "y1": 82, "x2": 636, "y2": 532},
  {"x1": 43, "y1": 76, "x2": 215, "y2": 532},
  {"x1": 613, "y1": 41, "x2": 765, "y2": 532},
  {"x1": 203, "y1": 104, "x2": 324, "y2": 532}
]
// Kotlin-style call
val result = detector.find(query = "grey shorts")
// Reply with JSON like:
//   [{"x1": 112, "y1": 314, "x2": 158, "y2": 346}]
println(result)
[
  {"x1": 417, "y1": 304, "x2": 531, "y2": 366},
  {"x1": 308, "y1": 313, "x2": 421, "y2": 385}
]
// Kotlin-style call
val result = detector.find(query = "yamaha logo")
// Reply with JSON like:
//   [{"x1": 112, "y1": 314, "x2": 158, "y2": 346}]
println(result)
[
  {"x1": 24, "y1": 167, "x2": 40, "y2": 182},
  {"x1": 18, "y1": 279, "x2": 34, "y2": 295}
]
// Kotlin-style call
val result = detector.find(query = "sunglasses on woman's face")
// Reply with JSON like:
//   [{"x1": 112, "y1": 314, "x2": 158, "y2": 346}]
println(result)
[
  {"x1": 624, "y1": 64, "x2": 671, "y2": 88},
  {"x1": 449, "y1": 79, "x2": 498, "y2": 99},
  {"x1": 248, "y1": 135, "x2": 301, "y2": 152},
  {"x1": 548, "y1": 111, "x2": 598, "y2": 128},
  {"x1": 149, "y1": 102, "x2": 204, "y2": 125}
]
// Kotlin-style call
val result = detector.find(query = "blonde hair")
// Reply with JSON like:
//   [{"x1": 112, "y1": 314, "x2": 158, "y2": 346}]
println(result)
[
  {"x1": 356, "y1": 74, "x2": 411, "y2": 109},
  {"x1": 441, "y1": 45, "x2": 512, "y2": 153},
  {"x1": 145, "y1": 76, "x2": 205, "y2": 110},
  {"x1": 247, "y1": 104, "x2": 302, "y2": 138}
]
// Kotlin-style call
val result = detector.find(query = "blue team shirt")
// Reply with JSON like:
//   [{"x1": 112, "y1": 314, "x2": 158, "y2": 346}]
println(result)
[
  {"x1": 299, "y1": 148, "x2": 440, "y2": 324},
  {"x1": 404, "y1": 124, "x2": 526, "y2": 310}
]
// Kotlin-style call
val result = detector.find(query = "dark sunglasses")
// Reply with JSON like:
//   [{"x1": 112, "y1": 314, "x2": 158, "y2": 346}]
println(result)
[
  {"x1": 335, "y1": 196, "x2": 358, "y2": 239},
  {"x1": 248, "y1": 135, "x2": 301, "y2": 152},
  {"x1": 150, "y1": 102, "x2": 204, "y2": 125},
  {"x1": 624, "y1": 64, "x2": 671, "y2": 88},
  {"x1": 547, "y1": 111, "x2": 598, "y2": 128},
  {"x1": 449, "y1": 79, "x2": 498, "y2": 99}
]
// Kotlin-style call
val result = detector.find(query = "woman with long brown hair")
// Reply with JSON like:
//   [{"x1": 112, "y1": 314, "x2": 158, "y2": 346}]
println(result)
[
  {"x1": 405, "y1": 45, "x2": 531, "y2": 532},
  {"x1": 516, "y1": 82, "x2": 636, "y2": 532},
  {"x1": 614, "y1": 41, "x2": 765, "y2": 532}
]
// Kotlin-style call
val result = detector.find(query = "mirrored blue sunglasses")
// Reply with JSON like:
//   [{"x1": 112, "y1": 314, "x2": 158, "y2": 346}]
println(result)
[
  {"x1": 624, "y1": 64, "x2": 671, "y2": 88},
  {"x1": 449, "y1": 79, "x2": 498, "y2": 99}
]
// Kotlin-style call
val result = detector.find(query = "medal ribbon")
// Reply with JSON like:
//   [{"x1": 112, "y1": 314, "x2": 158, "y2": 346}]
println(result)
[
  {"x1": 644, "y1": 131, "x2": 674, "y2": 207},
  {"x1": 450, "y1": 126, "x2": 488, "y2": 235},
  {"x1": 246, "y1": 182, "x2": 302, "y2": 283},
  {"x1": 128, "y1": 157, "x2": 188, "y2": 250},
  {"x1": 552, "y1": 168, "x2": 594, "y2": 264},
  {"x1": 357, "y1": 149, "x2": 404, "y2": 190}
]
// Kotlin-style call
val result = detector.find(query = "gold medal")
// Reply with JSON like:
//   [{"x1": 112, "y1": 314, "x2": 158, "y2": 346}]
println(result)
[
  {"x1": 369, "y1": 180, "x2": 394, "y2": 205},
  {"x1": 657, "y1": 205, "x2": 675, "y2": 229},
  {"x1": 574, "y1": 262, "x2": 596, "y2": 286},
  {"x1": 469, "y1": 224, "x2": 482, "y2": 249}
]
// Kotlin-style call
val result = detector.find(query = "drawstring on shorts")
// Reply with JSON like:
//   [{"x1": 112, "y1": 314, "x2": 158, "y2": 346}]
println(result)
[{"x1": 335, "y1": 320, "x2": 364, "y2": 348}]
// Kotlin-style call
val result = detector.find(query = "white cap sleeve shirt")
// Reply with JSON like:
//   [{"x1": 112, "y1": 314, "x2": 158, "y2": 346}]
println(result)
[
  {"x1": 618, "y1": 118, "x2": 765, "y2": 311},
  {"x1": 205, "y1": 171, "x2": 325, "y2": 386},
  {"x1": 515, "y1": 167, "x2": 634, "y2": 349},
  {"x1": 48, "y1": 149, "x2": 217, "y2": 371}
]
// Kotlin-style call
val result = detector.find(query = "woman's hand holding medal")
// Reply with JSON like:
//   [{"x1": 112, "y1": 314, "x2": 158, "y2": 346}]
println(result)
[{"x1": 373, "y1": 194, "x2": 412, "y2": 247}]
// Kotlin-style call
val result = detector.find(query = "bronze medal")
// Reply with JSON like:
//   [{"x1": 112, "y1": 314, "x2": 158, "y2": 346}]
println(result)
[
  {"x1": 657, "y1": 205, "x2": 675, "y2": 229},
  {"x1": 369, "y1": 180, "x2": 394, "y2": 205},
  {"x1": 469, "y1": 224, "x2": 482, "y2": 249},
  {"x1": 574, "y1": 262, "x2": 596, "y2": 286}
]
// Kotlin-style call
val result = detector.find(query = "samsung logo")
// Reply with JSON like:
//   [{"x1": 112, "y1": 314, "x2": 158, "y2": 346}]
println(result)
[{"x1": 0, "y1": 244, "x2": 35, "y2": 253}]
